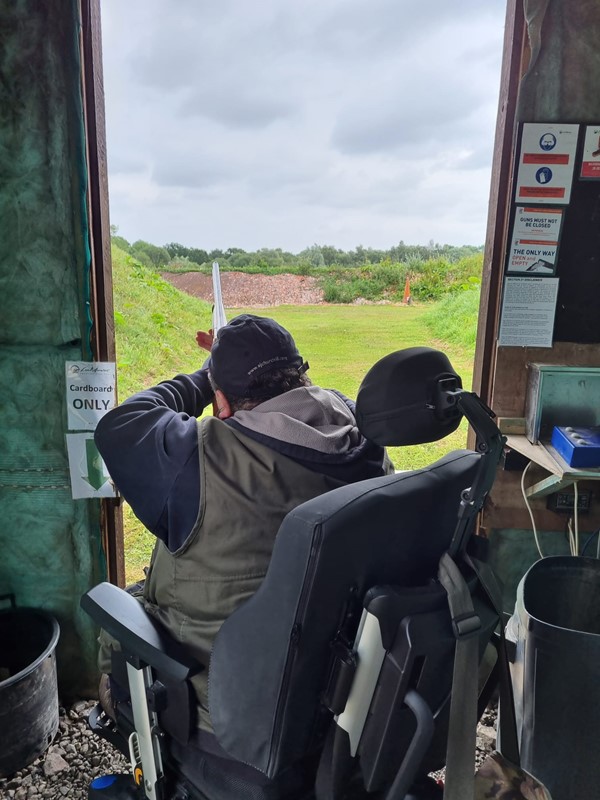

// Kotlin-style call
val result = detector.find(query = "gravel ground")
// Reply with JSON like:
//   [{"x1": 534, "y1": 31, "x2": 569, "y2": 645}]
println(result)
[
  {"x1": 0, "y1": 701, "x2": 129, "y2": 800},
  {"x1": 476, "y1": 704, "x2": 499, "y2": 766},
  {"x1": 0, "y1": 700, "x2": 497, "y2": 799}
]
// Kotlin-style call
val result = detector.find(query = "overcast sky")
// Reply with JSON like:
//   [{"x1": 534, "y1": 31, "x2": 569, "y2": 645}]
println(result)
[{"x1": 100, "y1": 0, "x2": 506, "y2": 253}]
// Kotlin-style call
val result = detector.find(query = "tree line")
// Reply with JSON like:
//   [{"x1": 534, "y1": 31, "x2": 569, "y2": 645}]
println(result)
[{"x1": 110, "y1": 227, "x2": 483, "y2": 274}]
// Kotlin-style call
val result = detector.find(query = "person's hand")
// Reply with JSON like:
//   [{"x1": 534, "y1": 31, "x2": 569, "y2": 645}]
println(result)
[{"x1": 196, "y1": 329, "x2": 214, "y2": 352}]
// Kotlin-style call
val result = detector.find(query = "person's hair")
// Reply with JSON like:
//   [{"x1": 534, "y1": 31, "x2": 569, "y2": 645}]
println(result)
[{"x1": 210, "y1": 366, "x2": 311, "y2": 412}]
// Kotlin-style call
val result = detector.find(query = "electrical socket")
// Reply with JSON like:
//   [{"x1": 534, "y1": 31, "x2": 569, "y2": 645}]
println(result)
[{"x1": 547, "y1": 490, "x2": 592, "y2": 514}]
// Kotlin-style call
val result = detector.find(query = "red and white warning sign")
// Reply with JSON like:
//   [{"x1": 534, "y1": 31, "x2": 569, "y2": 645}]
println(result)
[
  {"x1": 580, "y1": 126, "x2": 600, "y2": 180},
  {"x1": 507, "y1": 206, "x2": 563, "y2": 274},
  {"x1": 515, "y1": 123, "x2": 579, "y2": 205}
]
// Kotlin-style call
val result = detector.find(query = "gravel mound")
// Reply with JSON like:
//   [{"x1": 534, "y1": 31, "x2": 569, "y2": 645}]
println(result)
[{"x1": 162, "y1": 271, "x2": 324, "y2": 307}]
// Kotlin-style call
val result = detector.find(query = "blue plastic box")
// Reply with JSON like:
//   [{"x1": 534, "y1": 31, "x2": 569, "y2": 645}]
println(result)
[{"x1": 550, "y1": 426, "x2": 600, "y2": 468}]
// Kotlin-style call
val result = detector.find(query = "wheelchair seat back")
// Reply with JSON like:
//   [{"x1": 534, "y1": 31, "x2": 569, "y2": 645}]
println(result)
[{"x1": 209, "y1": 449, "x2": 481, "y2": 778}]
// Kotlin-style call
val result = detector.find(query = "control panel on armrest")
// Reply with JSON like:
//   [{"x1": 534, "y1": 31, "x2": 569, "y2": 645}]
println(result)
[{"x1": 81, "y1": 582, "x2": 201, "y2": 682}]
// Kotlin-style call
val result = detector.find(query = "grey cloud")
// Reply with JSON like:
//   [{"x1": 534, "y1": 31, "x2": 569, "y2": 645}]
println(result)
[
  {"x1": 150, "y1": 130, "x2": 320, "y2": 190},
  {"x1": 250, "y1": 159, "x2": 326, "y2": 192},
  {"x1": 331, "y1": 75, "x2": 482, "y2": 155},
  {"x1": 282, "y1": 157, "x2": 425, "y2": 212},
  {"x1": 330, "y1": 18, "x2": 502, "y2": 158},
  {"x1": 152, "y1": 156, "x2": 237, "y2": 189},
  {"x1": 182, "y1": 85, "x2": 294, "y2": 129},
  {"x1": 126, "y1": 21, "x2": 297, "y2": 130},
  {"x1": 107, "y1": 151, "x2": 147, "y2": 175},
  {"x1": 101, "y1": 0, "x2": 505, "y2": 251},
  {"x1": 125, "y1": 3, "x2": 295, "y2": 94},
  {"x1": 311, "y1": 0, "x2": 505, "y2": 60}
]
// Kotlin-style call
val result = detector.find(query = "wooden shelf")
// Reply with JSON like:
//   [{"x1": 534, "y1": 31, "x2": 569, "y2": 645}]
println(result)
[{"x1": 505, "y1": 435, "x2": 600, "y2": 498}]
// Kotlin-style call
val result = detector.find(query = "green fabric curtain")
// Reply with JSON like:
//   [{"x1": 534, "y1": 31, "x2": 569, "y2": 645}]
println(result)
[{"x1": 0, "y1": 0, "x2": 105, "y2": 700}]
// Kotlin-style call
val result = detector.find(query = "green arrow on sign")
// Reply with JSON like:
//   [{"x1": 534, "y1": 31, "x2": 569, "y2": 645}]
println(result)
[{"x1": 84, "y1": 438, "x2": 109, "y2": 491}]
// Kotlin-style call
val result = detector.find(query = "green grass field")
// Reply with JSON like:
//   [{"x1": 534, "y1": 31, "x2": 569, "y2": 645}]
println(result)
[{"x1": 111, "y1": 247, "x2": 476, "y2": 581}]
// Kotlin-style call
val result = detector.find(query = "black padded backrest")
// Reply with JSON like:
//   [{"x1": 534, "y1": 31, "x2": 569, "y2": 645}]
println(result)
[{"x1": 208, "y1": 449, "x2": 480, "y2": 778}]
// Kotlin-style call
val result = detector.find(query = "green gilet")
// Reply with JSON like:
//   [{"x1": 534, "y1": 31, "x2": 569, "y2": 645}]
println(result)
[{"x1": 143, "y1": 416, "x2": 344, "y2": 731}]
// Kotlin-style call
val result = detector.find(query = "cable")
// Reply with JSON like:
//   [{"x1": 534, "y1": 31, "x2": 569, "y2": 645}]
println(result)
[
  {"x1": 521, "y1": 461, "x2": 545, "y2": 559},
  {"x1": 573, "y1": 481, "x2": 579, "y2": 556},
  {"x1": 581, "y1": 529, "x2": 600, "y2": 557},
  {"x1": 567, "y1": 518, "x2": 576, "y2": 557}
]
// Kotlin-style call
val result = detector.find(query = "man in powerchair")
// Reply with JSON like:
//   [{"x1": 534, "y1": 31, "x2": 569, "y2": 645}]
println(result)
[{"x1": 94, "y1": 313, "x2": 394, "y2": 737}]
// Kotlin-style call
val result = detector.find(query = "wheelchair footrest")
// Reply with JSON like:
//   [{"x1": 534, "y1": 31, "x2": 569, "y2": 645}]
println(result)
[
  {"x1": 88, "y1": 773, "x2": 141, "y2": 799},
  {"x1": 88, "y1": 703, "x2": 130, "y2": 757}
]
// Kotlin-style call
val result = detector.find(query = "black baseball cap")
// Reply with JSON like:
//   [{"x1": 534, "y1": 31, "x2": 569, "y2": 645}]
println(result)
[{"x1": 209, "y1": 314, "x2": 307, "y2": 397}]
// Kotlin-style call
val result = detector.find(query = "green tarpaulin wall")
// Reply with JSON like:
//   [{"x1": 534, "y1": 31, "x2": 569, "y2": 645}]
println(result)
[{"x1": 0, "y1": 0, "x2": 106, "y2": 699}]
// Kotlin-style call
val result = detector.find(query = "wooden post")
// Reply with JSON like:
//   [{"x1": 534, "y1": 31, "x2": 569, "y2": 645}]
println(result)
[
  {"x1": 79, "y1": 0, "x2": 125, "y2": 587},
  {"x1": 471, "y1": 0, "x2": 528, "y2": 411}
]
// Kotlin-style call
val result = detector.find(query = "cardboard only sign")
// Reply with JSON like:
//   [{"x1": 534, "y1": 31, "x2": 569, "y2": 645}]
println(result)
[
  {"x1": 65, "y1": 361, "x2": 117, "y2": 499},
  {"x1": 66, "y1": 361, "x2": 116, "y2": 430}
]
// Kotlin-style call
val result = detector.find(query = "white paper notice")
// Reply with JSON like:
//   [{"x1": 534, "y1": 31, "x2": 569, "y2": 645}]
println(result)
[
  {"x1": 515, "y1": 123, "x2": 578, "y2": 205},
  {"x1": 507, "y1": 207, "x2": 563, "y2": 274},
  {"x1": 580, "y1": 125, "x2": 600, "y2": 180},
  {"x1": 66, "y1": 361, "x2": 116, "y2": 431},
  {"x1": 65, "y1": 433, "x2": 117, "y2": 499},
  {"x1": 498, "y1": 276, "x2": 559, "y2": 348}
]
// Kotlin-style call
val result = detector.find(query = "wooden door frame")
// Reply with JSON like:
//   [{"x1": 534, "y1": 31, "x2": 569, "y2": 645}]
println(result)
[
  {"x1": 471, "y1": 0, "x2": 529, "y2": 414},
  {"x1": 80, "y1": 0, "x2": 125, "y2": 586}
]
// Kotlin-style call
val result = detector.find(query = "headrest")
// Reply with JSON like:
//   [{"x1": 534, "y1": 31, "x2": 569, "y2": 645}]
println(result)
[{"x1": 355, "y1": 347, "x2": 463, "y2": 446}]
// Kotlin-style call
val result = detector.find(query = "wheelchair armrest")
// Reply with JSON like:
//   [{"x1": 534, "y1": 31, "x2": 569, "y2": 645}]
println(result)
[{"x1": 81, "y1": 582, "x2": 201, "y2": 682}]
